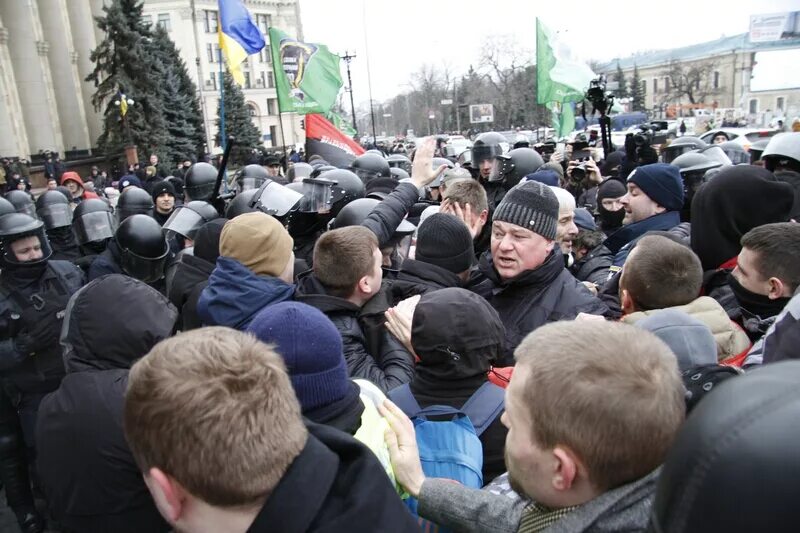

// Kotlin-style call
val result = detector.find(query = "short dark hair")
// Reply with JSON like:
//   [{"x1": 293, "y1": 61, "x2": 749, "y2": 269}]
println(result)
[
  {"x1": 574, "y1": 229, "x2": 605, "y2": 253},
  {"x1": 621, "y1": 235, "x2": 702, "y2": 311},
  {"x1": 741, "y1": 223, "x2": 800, "y2": 292},
  {"x1": 313, "y1": 226, "x2": 378, "y2": 298}
]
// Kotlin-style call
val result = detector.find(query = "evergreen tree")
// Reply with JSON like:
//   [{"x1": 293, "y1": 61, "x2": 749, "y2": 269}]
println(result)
[
  {"x1": 216, "y1": 71, "x2": 262, "y2": 166},
  {"x1": 86, "y1": 0, "x2": 168, "y2": 159},
  {"x1": 614, "y1": 62, "x2": 628, "y2": 99},
  {"x1": 151, "y1": 26, "x2": 206, "y2": 160},
  {"x1": 630, "y1": 65, "x2": 645, "y2": 112}
]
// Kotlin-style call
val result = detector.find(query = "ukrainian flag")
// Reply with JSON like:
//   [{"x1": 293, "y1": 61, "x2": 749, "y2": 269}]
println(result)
[{"x1": 218, "y1": 0, "x2": 265, "y2": 85}]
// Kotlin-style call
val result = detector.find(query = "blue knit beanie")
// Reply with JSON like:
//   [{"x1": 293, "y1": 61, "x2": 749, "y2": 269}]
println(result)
[
  {"x1": 627, "y1": 163, "x2": 684, "y2": 212},
  {"x1": 246, "y1": 301, "x2": 353, "y2": 411}
]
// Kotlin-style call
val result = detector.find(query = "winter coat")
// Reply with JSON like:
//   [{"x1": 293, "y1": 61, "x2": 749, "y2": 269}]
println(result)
[
  {"x1": 167, "y1": 253, "x2": 215, "y2": 331},
  {"x1": 604, "y1": 211, "x2": 683, "y2": 269},
  {"x1": 35, "y1": 275, "x2": 176, "y2": 533},
  {"x1": 623, "y1": 296, "x2": 751, "y2": 364},
  {"x1": 196, "y1": 256, "x2": 295, "y2": 330},
  {"x1": 417, "y1": 468, "x2": 660, "y2": 533},
  {"x1": 246, "y1": 421, "x2": 419, "y2": 533},
  {"x1": 88, "y1": 240, "x2": 172, "y2": 294},
  {"x1": 390, "y1": 258, "x2": 464, "y2": 304},
  {"x1": 570, "y1": 245, "x2": 613, "y2": 286},
  {"x1": 60, "y1": 172, "x2": 100, "y2": 200},
  {"x1": 470, "y1": 249, "x2": 610, "y2": 365},
  {"x1": 362, "y1": 181, "x2": 420, "y2": 248},
  {"x1": 744, "y1": 288, "x2": 800, "y2": 367},
  {"x1": 295, "y1": 271, "x2": 415, "y2": 392}
]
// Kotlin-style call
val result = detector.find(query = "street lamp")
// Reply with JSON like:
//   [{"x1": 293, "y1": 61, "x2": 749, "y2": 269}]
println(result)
[{"x1": 114, "y1": 91, "x2": 138, "y2": 166}]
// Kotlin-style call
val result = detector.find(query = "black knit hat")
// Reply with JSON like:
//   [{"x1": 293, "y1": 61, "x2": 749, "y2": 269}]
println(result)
[
  {"x1": 492, "y1": 181, "x2": 558, "y2": 240},
  {"x1": 415, "y1": 213, "x2": 474, "y2": 274},
  {"x1": 151, "y1": 179, "x2": 176, "y2": 202},
  {"x1": 597, "y1": 178, "x2": 627, "y2": 202}
]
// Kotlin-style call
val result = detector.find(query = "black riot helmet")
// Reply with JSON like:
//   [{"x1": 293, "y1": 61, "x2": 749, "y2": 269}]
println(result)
[
  {"x1": 661, "y1": 136, "x2": 708, "y2": 164},
  {"x1": 35, "y1": 190, "x2": 73, "y2": 230},
  {"x1": 471, "y1": 132, "x2": 509, "y2": 167},
  {"x1": 310, "y1": 164, "x2": 337, "y2": 179},
  {"x1": 115, "y1": 214, "x2": 170, "y2": 283},
  {"x1": 489, "y1": 147, "x2": 545, "y2": 186},
  {"x1": 5, "y1": 190, "x2": 37, "y2": 219},
  {"x1": 162, "y1": 201, "x2": 220, "y2": 241},
  {"x1": 287, "y1": 162, "x2": 313, "y2": 183},
  {"x1": 749, "y1": 139, "x2": 771, "y2": 164},
  {"x1": 234, "y1": 164, "x2": 270, "y2": 192},
  {"x1": 116, "y1": 187, "x2": 154, "y2": 223},
  {"x1": 318, "y1": 169, "x2": 365, "y2": 216},
  {"x1": 716, "y1": 141, "x2": 750, "y2": 165},
  {"x1": 762, "y1": 132, "x2": 800, "y2": 173},
  {"x1": 390, "y1": 167, "x2": 410, "y2": 182},
  {"x1": 225, "y1": 189, "x2": 259, "y2": 219},
  {"x1": 331, "y1": 197, "x2": 416, "y2": 234},
  {"x1": 244, "y1": 179, "x2": 303, "y2": 219},
  {"x1": 0, "y1": 213, "x2": 52, "y2": 268},
  {"x1": 670, "y1": 152, "x2": 723, "y2": 223},
  {"x1": 184, "y1": 162, "x2": 218, "y2": 201},
  {"x1": 387, "y1": 154, "x2": 412, "y2": 174},
  {"x1": 72, "y1": 198, "x2": 116, "y2": 246},
  {"x1": 0, "y1": 197, "x2": 15, "y2": 217},
  {"x1": 350, "y1": 152, "x2": 391, "y2": 185}
]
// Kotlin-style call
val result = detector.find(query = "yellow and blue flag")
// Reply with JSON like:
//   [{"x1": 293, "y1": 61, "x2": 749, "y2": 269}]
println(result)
[{"x1": 218, "y1": 0, "x2": 265, "y2": 85}]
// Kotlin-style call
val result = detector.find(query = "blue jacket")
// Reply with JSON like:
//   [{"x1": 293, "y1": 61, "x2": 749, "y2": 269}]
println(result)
[
  {"x1": 604, "y1": 211, "x2": 682, "y2": 268},
  {"x1": 196, "y1": 256, "x2": 294, "y2": 330}
]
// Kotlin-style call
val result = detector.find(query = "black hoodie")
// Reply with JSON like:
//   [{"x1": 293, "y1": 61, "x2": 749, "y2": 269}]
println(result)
[{"x1": 35, "y1": 274, "x2": 177, "y2": 533}]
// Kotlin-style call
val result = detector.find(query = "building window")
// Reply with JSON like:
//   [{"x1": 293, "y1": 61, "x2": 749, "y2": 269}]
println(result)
[
  {"x1": 157, "y1": 13, "x2": 171, "y2": 31},
  {"x1": 270, "y1": 125, "x2": 278, "y2": 146},
  {"x1": 244, "y1": 72, "x2": 252, "y2": 89},
  {"x1": 142, "y1": 14, "x2": 153, "y2": 27},
  {"x1": 209, "y1": 73, "x2": 217, "y2": 91},
  {"x1": 206, "y1": 44, "x2": 214, "y2": 63},
  {"x1": 255, "y1": 14, "x2": 272, "y2": 34},
  {"x1": 695, "y1": 78, "x2": 700, "y2": 90},
  {"x1": 653, "y1": 78, "x2": 658, "y2": 94},
  {"x1": 776, "y1": 96, "x2": 785, "y2": 111},
  {"x1": 259, "y1": 46, "x2": 272, "y2": 63},
  {"x1": 259, "y1": 71, "x2": 266, "y2": 87},
  {"x1": 204, "y1": 10, "x2": 218, "y2": 33},
  {"x1": 248, "y1": 104, "x2": 257, "y2": 117},
  {"x1": 749, "y1": 98, "x2": 758, "y2": 114},
  {"x1": 268, "y1": 72, "x2": 274, "y2": 88},
  {"x1": 641, "y1": 80, "x2": 646, "y2": 95},
  {"x1": 664, "y1": 77, "x2": 670, "y2": 92},
  {"x1": 713, "y1": 71, "x2": 720, "y2": 89},
  {"x1": 214, "y1": 44, "x2": 221, "y2": 62},
  {"x1": 268, "y1": 98, "x2": 278, "y2": 115}
]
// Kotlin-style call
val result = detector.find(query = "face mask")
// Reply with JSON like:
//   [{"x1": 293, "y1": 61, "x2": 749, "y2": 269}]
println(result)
[
  {"x1": 597, "y1": 207, "x2": 625, "y2": 229},
  {"x1": 728, "y1": 273, "x2": 790, "y2": 321}
]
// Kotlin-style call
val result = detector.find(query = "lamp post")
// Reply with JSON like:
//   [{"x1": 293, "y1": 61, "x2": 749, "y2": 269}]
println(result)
[{"x1": 114, "y1": 91, "x2": 137, "y2": 166}]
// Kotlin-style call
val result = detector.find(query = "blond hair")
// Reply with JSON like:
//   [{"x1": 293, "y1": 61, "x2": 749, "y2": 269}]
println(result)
[
  {"x1": 124, "y1": 327, "x2": 307, "y2": 507},
  {"x1": 514, "y1": 320, "x2": 684, "y2": 491}
]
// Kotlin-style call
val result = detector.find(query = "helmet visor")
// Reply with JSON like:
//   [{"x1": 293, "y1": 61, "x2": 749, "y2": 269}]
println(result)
[
  {"x1": 251, "y1": 181, "x2": 304, "y2": 217},
  {"x1": 74, "y1": 211, "x2": 116, "y2": 245},
  {"x1": 700, "y1": 146, "x2": 733, "y2": 167},
  {"x1": 121, "y1": 245, "x2": 169, "y2": 284},
  {"x1": 15, "y1": 203, "x2": 37, "y2": 219},
  {"x1": 471, "y1": 144, "x2": 504, "y2": 165},
  {"x1": 288, "y1": 164, "x2": 313, "y2": 182},
  {"x1": 301, "y1": 179, "x2": 335, "y2": 214},
  {"x1": 116, "y1": 206, "x2": 153, "y2": 223},
  {"x1": 236, "y1": 176, "x2": 266, "y2": 192},
  {"x1": 721, "y1": 149, "x2": 750, "y2": 165},
  {"x1": 163, "y1": 207, "x2": 206, "y2": 240},
  {"x1": 353, "y1": 167, "x2": 380, "y2": 186},
  {"x1": 185, "y1": 182, "x2": 216, "y2": 202},
  {"x1": 37, "y1": 204, "x2": 72, "y2": 229},
  {"x1": 488, "y1": 155, "x2": 514, "y2": 183},
  {"x1": 663, "y1": 145, "x2": 695, "y2": 164},
  {"x1": 388, "y1": 160, "x2": 412, "y2": 174}
]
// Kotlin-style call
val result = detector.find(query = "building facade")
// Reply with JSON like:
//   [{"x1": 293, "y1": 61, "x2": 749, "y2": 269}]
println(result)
[
  {"x1": 598, "y1": 33, "x2": 800, "y2": 124},
  {"x1": 0, "y1": 0, "x2": 304, "y2": 160}
]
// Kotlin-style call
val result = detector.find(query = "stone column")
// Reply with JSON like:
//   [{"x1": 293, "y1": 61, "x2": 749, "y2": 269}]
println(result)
[
  {"x1": 0, "y1": 0, "x2": 64, "y2": 156},
  {"x1": 0, "y1": 21, "x2": 31, "y2": 158},
  {"x1": 66, "y1": 0, "x2": 102, "y2": 149},
  {"x1": 38, "y1": 0, "x2": 92, "y2": 153}
]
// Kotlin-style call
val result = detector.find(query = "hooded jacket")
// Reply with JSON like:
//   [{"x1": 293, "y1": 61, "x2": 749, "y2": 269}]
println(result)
[
  {"x1": 60, "y1": 172, "x2": 100, "y2": 200},
  {"x1": 197, "y1": 256, "x2": 295, "y2": 330},
  {"x1": 247, "y1": 421, "x2": 418, "y2": 533},
  {"x1": 35, "y1": 275, "x2": 177, "y2": 533},
  {"x1": 470, "y1": 249, "x2": 610, "y2": 365},
  {"x1": 295, "y1": 271, "x2": 414, "y2": 392},
  {"x1": 418, "y1": 468, "x2": 660, "y2": 533},
  {"x1": 623, "y1": 296, "x2": 751, "y2": 365}
]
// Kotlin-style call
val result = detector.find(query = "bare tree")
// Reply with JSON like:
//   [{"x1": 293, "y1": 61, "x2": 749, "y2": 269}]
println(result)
[
  {"x1": 479, "y1": 35, "x2": 534, "y2": 128},
  {"x1": 662, "y1": 59, "x2": 719, "y2": 105}
]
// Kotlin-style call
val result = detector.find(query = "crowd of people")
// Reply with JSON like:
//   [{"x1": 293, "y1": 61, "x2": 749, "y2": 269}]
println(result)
[{"x1": 0, "y1": 126, "x2": 798, "y2": 533}]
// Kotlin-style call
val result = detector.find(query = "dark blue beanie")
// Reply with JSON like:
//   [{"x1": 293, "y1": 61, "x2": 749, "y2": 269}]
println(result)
[
  {"x1": 627, "y1": 163, "x2": 684, "y2": 211},
  {"x1": 573, "y1": 207, "x2": 597, "y2": 231},
  {"x1": 523, "y1": 168, "x2": 560, "y2": 187},
  {"x1": 246, "y1": 301, "x2": 353, "y2": 412}
]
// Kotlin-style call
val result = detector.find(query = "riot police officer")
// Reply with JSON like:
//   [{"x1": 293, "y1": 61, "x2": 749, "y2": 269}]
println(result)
[
  {"x1": 0, "y1": 212, "x2": 84, "y2": 532},
  {"x1": 350, "y1": 152, "x2": 391, "y2": 186},
  {"x1": 72, "y1": 199, "x2": 116, "y2": 273},
  {"x1": 471, "y1": 132, "x2": 509, "y2": 209},
  {"x1": 36, "y1": 190, "x2": 80, "y2": 261},
  {"x1": 183, "y1": 162, "x2": 218, "y2": 202},
  {"x1": 116, "y1": 186, "x2": 154, "y2": 223}
]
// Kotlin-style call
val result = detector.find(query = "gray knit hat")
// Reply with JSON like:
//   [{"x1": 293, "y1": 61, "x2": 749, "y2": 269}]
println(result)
[{"x1": 492, "y1": 181, "x2": 559, "y2": 240}]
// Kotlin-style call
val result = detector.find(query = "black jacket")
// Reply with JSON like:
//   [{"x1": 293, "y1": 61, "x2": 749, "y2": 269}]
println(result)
[
  {"x1": 35, "y1": 275, "x2": 177, "y2": 533},
  {"x1": 247, "y1": 422, "x2": 418, "y2": 533},
  {"x1": 295, "y1": 272, "x2": 414, "y2": 392},
  {"x1": 470, "y1": 250, "x2": 610, "y2": 365},
  {"x1": 167, "y1": 252, "x2": 214, "y2": 331},
  {"x1": 570, "y1": 244, "x2": 613, "y2": 285},
  {"x1": 390, "y1": 258, "x2": 463, "y2": 304},
  {"x1": 362, "y1": 182, "x2": 420, "y2": 248}
]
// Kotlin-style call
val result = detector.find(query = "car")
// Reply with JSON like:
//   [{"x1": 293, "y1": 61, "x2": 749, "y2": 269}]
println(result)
[{"x1": 698, "y1": 128, "x2": 779, "y2": 150}]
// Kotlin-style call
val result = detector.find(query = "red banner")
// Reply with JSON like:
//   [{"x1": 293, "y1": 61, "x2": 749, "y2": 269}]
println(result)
[{"x1": 304, "y1": 114, "x2": 364, "y2": 167}]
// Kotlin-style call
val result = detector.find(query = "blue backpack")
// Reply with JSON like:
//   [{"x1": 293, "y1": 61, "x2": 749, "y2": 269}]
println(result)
[{"x1": 388, "y1": 382, "x2": 505, "y2": 532}]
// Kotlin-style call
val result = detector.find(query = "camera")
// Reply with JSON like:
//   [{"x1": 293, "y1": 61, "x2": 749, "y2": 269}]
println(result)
[
  {"x1": 633, "y1": 127, "x2": 653, "y2": 147},
  {"x1": 571, "y1": 163, "x2": 587, "y2": 181},
  {"x1": 585, "y1": 76, "x2": 613, "y2": 116}
]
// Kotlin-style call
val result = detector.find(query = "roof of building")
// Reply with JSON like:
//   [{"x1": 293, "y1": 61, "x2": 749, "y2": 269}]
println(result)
[{"x1": 599, "y1": 33, "x2": 800, "y2": 72}]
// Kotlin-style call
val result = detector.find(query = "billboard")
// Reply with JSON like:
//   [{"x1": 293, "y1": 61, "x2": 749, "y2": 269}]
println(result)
[
  {"x1": 469, "y1": 104, "x2": 494, "y2": 124},
  {"x1": 749, "y1": 12, "x2": 800, "y2": 43}
]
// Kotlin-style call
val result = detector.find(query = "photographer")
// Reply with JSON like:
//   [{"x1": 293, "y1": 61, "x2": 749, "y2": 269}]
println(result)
[{"x1": 565, "y1": 145, "x2": 604, "y2": 210}]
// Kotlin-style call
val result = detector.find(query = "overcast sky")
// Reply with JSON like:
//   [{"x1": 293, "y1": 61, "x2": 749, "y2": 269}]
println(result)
[{"x1": 298, "y1": 0, "x2": 800, "y2": 104}]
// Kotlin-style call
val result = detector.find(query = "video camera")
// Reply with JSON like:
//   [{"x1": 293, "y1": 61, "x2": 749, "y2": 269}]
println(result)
[{"x1": 533, "y1": 140, "x2": 557, "y2": 162}]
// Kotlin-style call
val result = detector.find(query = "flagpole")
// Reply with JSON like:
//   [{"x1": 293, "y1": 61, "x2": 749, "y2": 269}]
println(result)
[
  {"x1": 362, "y1": 1, "x2": 377, "y2": 145},
  {"x1": 218, "y1": 47, "x2": 226, "y2": 152},
  {"x1": 267, "y1": 44, "x2": 290, "y2": 167}
]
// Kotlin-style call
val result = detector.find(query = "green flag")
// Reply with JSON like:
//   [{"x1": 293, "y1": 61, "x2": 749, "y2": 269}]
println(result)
[
  {"x1": 269, "y1": 27, "x2": 343, "y2": 114},
  {"x1": 547, "y1": 101, "x2": 576, "y2": 139},
  {"x1": 326, "y1": 111, "x2": 356, "y2": 137},
  {"x1": 536, "y1": 18, "x2": 595, "y2": 105}
]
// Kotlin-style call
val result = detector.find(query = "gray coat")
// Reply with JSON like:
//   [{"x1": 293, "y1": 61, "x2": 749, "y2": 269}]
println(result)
[{"x1": 417, "y1": 468, "x2": 660, "y2": 533}]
